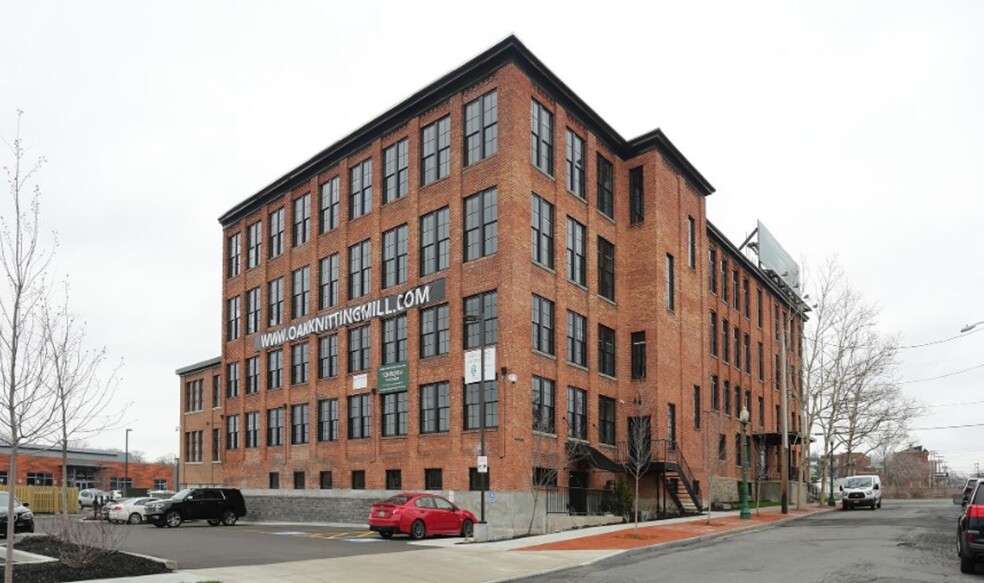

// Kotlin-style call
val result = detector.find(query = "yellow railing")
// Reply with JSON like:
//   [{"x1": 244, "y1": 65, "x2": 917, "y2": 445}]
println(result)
[{"x1": 0, "y1": 485, "x2": 80, "y2": 514}]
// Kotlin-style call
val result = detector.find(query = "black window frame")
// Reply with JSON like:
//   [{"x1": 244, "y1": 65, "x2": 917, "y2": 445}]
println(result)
[
  {"x1": 464, "y1": 90, "x2": 498, "y2": 165},
  {"x1": 566, "y1": 310, "x2": 587, "y2": 368},
  {"x1": 598, "y1": 395, "x2": 616, "y2": 445},
  {"x1": 267, "y1": 349, "x2": 283, "y2": 390},
  {"x1": 247, "y1": 221, "x2": 262, "y2": 269},
  {"x1": 319, "y1": 253, "x2": 340, "y2": 310},
  {"x1": 419, "y1": 303, "x2": 449, "y2": 358},
  {"x1": 631, "y1": 331, "x2": 647, "y2": 380},
  {"x1": 318, "y1": 334, "x2": 339, "y2": 379},
  {"x1": 349, "y1": 159, "x2": 373, "y2": 220},
  {"x1": 319, "y1": 176, "x2": 340, "y2": 234},
  {"x1": 598, "y1": 324, "x2": 616, "y2": 377},
  {"x1": 419, "y1": 206, "x2": 450, "y2": 276},
  {"x1": 347, "y1": 325, "x2": 371, "y2": 373},
  {"x1": 227, "y1": 232, "x2": 241, "y2": 278},
  {"x1": 530, "y1": 99, "x2": 554, "y2": 175},
  {"x1": 292, "y1": 193, "x2": 311, "y2": 247},
  {"x1": 566, "y1": 217, "x2": 587, "y2": 286},
  {"x1": 421, "y1": 116, "x2": 451, "y2": 185},
  {"x1": 596, "y1": 154, "x2": 614, "y2": 219},
  {"x1": 531, "y1": 375, "x2": 555, "y2": 434},
  {"x1": 598, "y1": 236, "x2": 615, "y2": 302},
  {"x1": 464, "y1": 379, "x2": 498, "y2": 430},
  {"x1": 317, "y1": 398, "x2": 339, "y2": 442},
  {"x1": 629, "y1": 166, "x2": 644, "y2": 225},
  {"x1": 383, "y1": 138, "x2": 409, "y2": 204},
  {"x1": 266, "y1": 407, "x2": 284, "y2": 447},
  {"x1": 565, "y1": 128, "x2": 586, "y2": 198},
  {"x1": 420, "y1": 381, "x2": 450, "y2": 434},
  {"x1": 567, "y1": 386, "x2": 587, "y2": 440},
  {"x1": 348, "y1": 239, "x2": 371, "y2": 300},
  {"x1": 291, "y1": 403, "x2": 309, "y2": 445},
  {"x1": 531, "y1": 193, "x2": 554, "y2": 269},
  {"x1": 269, "y1": 207, "x2": 284, "y2": 259},
  {"x1": 347, "y1": 394, "x2": 371, "y2": 440},
  {"x1": 245, "y1": 355, "x2": 259, "y2": 394},
  {"x1": 382, "y1": 224, "x2": 408, "y2": 289},
  {"x1": 381, "y1": 391, "x2": 408, "y2": 437},
  {"x1": 291, "y1": 266, "x2": 310, "y2": 320},
  {"x1": 381, "y1": 314, "x2": 408, "y2": 365},
  {"x1": 531, "y1": 294, "x2": 555, "y2": 356},
  {"x1": 463, "y1": 187, "x2": 498, "y2": 262},
  {"x1": 290, "y1": 342, "x2": 309, "y2": 385}
]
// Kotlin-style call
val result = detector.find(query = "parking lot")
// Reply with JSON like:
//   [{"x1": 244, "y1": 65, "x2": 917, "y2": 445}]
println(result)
[{"x1": 36, "y1": 515, "x2": 430, "y2": 569}]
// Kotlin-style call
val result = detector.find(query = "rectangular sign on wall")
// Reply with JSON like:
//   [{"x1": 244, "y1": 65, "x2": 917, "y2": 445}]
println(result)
[
  {"x1": 464, "y1": 348, "x2": 496, "y2": 383},
  {"x1": 377, "y1": 362, "x2": 409, "y2": 394}
]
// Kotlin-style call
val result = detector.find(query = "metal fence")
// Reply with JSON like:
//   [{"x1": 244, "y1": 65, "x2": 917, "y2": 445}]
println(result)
[{"x1": 542, "y1": 486, "x2": 615, "y2": 516}]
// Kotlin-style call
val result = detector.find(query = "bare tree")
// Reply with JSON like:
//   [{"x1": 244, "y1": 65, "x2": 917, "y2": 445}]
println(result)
[
  {"x1": 621, "y1": 387, "x2": 655, "y2": 531},
  {"x1": 43, "y1": 280, "x2": 123, "y2": 518},
  {"x1": 0, "y1": 111, "x2": 58, "y2": 582}
]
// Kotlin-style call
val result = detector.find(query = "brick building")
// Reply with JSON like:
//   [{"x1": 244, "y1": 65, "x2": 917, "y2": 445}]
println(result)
[
  {"x1": 0, "y1": 444, "x2": 173, "y2": 492},
  {"x1": 178, "y1": 36, "x2": 807, "y2": 523}
]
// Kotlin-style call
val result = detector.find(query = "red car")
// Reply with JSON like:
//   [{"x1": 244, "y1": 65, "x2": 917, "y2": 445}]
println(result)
[{"x1": 369, "y1": 493, "x2": 477, "y2": 539}]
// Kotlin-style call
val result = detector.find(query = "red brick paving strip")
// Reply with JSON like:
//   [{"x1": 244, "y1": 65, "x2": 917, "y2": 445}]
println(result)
[{"x1": 518, "y1": 507, "x2": 830, "y2": 551}]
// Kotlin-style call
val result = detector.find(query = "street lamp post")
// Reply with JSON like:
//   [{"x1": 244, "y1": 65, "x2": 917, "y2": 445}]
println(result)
[
  {"x1": 124, "y1": 428, "x2": 132, "y2": 496},
  {"x1": 464, "y1": 312, "x2": 487, "y2": 527},
  {"x1": 827, "y1": 451, "x2": 836, "y2": 507},
  {"x1": 739, "y1": 407, "x2": 751, "y2": 520}
]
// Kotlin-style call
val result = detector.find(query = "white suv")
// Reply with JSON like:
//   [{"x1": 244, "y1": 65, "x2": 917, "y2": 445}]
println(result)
[
  {"x1": 840, "y1": 475, "x2": 882, "y2": 510},
  {"x1": 78, "y1": 489, "x2": 107, "y2": 508}
]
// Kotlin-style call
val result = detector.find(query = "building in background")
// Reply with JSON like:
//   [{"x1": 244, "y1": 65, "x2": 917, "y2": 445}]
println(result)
[
  {"x1": 177, "y1": 36, "x2": 808, "y2": 532},
  {"x1": 0, "y1": 444, "x2": 173, "y2": 492}
]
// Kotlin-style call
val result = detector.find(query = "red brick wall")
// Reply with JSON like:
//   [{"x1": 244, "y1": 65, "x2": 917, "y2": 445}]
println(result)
[{"x1": 0, "y1": 453, "x2": 173, "y2": 491}]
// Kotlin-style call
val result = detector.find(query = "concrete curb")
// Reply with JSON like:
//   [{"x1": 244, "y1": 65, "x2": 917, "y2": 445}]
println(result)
[{"x1": 124, "y1": 550, "x2": 178, "y2": 571}]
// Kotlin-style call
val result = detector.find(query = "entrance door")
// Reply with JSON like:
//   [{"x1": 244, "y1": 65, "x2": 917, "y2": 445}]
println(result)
[{"x1": 569, "y1": 471, "x2": 589, "y2": 515}]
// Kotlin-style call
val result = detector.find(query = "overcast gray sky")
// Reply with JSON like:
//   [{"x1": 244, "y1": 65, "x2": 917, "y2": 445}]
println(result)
[{"x1": 2, "y1": 1, "x2": 982, "y2": 475}]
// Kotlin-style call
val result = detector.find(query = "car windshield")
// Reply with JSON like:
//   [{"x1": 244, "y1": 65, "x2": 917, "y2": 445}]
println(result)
[
  {"x1": 171, "y1": 489, "x2": 194, "y2": 501},
  {"x1": 0, "y1": 493, "x2": 20, "y2": 507},
  {"x1": 844, "y1": 477, "x2": 873, "y2": 489},
  {"x1": 382, "y1": 495, "x2": 410, "y2": 506}
]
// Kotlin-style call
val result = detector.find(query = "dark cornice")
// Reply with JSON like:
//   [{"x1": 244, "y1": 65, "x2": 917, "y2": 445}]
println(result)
[
  {"x1": 175, "y1": 356, "x2": 222, "y2": 377},
  {"x1": 219, "y1": 35, "x2": 715, "y2": 227}
]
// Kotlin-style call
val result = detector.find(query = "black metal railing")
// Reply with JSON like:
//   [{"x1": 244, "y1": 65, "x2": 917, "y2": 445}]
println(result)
[
  {"x1": 542, "y1": 486, "x2": 616, "y2": 516},
  {"x1": 615, "y1": 439, "x2": 702, "y2": 511}
]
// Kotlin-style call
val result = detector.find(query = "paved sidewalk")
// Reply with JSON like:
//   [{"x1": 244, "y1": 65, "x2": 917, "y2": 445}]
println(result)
[{"x1": 79, "y1": 504, "x2": 832, "y2": 583}]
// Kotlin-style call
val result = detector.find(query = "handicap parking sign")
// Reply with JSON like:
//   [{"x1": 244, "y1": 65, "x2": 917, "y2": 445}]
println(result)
[{"x1": 488, "y1": 490, "x2": 496, "y2": 505}]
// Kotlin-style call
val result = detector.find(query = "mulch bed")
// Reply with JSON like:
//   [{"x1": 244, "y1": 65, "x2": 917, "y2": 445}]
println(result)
[{"x1": 0, "y1": 536, "x2": 172, "y2": 583}]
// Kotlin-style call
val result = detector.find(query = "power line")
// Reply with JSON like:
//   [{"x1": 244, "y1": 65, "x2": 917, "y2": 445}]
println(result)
[
  {"x1": 899, "y1": 325, "x2": 982, "y2": 349},
  {"x1": 899, "y1": 362, "x2": 984, "y2": 384},
  {"x1": 926, "y1": 399, "x2": 984, "y2": 408},
  {"x1": 911, "y1": 422, "x2": 984, "y2": 431}
]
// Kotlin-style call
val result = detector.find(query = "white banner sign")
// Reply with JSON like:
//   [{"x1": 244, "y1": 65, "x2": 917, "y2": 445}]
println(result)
[
  {"x1": 477, "y1": 456, "x2": 488, "y2": 473},
  {"x1": 464, "y1": 348, "x2": 496, "y2": 383}
]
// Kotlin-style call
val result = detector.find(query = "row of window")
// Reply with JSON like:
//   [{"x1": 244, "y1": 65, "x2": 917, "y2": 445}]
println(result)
[
  {"x1": 709, "y1": 310, "x2": 802, "y2": 395},
  {"x1": 257, "y1": 468, "x2": 490, "y2": 492},
  {"x1": 227, "y1": 91, "x2": 499, "y2": 280}
]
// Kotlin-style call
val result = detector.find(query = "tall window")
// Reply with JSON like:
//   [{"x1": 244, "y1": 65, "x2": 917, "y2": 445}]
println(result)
[
  {"x1": 318, "y1": 334, "x2": 338, "y2": 379},
  {"x1": 419, "y1": 304, "x2": 449, "y2": 358},
  {"x1": 598, "y1": 396, "x2": 616, "y2": 445},
  {"x1": 631, "y1": 331, "x2": 647, "y2": 379},
  {"x1": 381, "y1": 315, "x2": 408, "y2": 365},
  {"x1": 212, "y1": 374, "x2": 221, "y2": 408},
  {"x1": 528, "y1": 97, "x2": 556, "y2": 174},
  {"x1": 184, "y1": 380, "x2": 203, "y2": 412},
  {"x1": 245, "y1": 412, "x2": 259, "y2": 448},
  {"x1": 567, "y1": 386, "x2": 587, "y2": 440},
  {"x1": 724, "y1": 380, "x2": 731, "y2": 415},
  {"x1": 227, "y1": 232, "x2": 241, "y2": 278},
  {"x1": 709, "y1": 248, "x2": 718, "y2": 293},
  {"x1": 531, "y1": 295, "x2": 555, "y2": 355},
  {"x1": 226, "y1": 362, "x2": 239, "y2": 398},
  {"x1": 267, "y1": 407, "x2": 284, "y2": 446},
  {"x1": 349, "y1": 159, "x2": 373, "y2": 220},
  {"x1": 667, "y1": 403, "x2": 677, "y2": 449},
  {"x1": 687, "y1": 217, "x2": 696, "y2": 268},
  {"x1": 757, "y1": 288, "x2": 763, "y2": 328},
  {"x1": 382, "y1": 225, "x2": 408, "y2": 289},
  {"x1": 565, "y1": 128, "x2": 585, "y2": 198},
  {"x1": 758, "y1": 397, "x2": 765, "y2": 427},
  {"x1": 463, "y1": 291, "x2": 497, "y2": 349},
  {"x1": 269, "y1": 208, "x2": 284, "y2": 258},
  {"x1": 246, "y1": 287, "x2": 260, "y2": 335},
  {"x1": 319, "y1": 176, "x2": 340, "y2": 234},
  {"x1": 267, "y1": 349, "x2": 283, "y2": 390},
  {"x1": 464, "y1": 379, "x2": 498, "y2": 430},
  {"x1": 744, "y1": 333, "x2": 751, "y2": 372},
  {"x1": 291, "y1": 403, "x2": 309, "y2": 444},
  {"x1": 598, "y1": 324, "x2": 616, "y2": 377},
  {"x1": 743, "y1": 278, "x2": 750, "y2": 317},
  {"x1": 293, "y1": 193, "x2": 310, "y2": 247},
  {"x1": 531, "y1": 194, "x2": 554, "y2": 269},
  {"x1": 598, "y1": 236, "x2": 615, "y2": 301},
  {"x1": 758, "y1": 341, "x2": 764, "y2": 381},
  {"x1": 711, "y1": 375, "x2": 719, "y2": 410},
  {"x1": 348, "y1": 239, "x2": 371, "y2": 300},
  {"x1": 566, "y1": 217, "x2": 586, "y2": 286},
  {"x1": 733, "y1": 326, "x2": 741, "y2": 370},
  {"x1": 732, "y1": 269, "x2": 740, "y2": 310},
  {"x1": 348, "y1": 394, "x2": 371, "y2": 439},
  {"x1": 531, "y1": 376, "x2": 555, "y2": 433},
  {"x1": 420, "y1": 381, "x2": 450, "y2": 434},
  {"x1": 464, "y1": 90, "x2": 497, "y2": 165},
  {"x1": 383, "y1": 139, "x2": 409, "y2": 203},
  {"x1": 247, "y1": 221, "x2": 262, "y2": 269},
  {"x1": 629, "y1": 166, "x2": 644, "y2": 225},
  {"x1": 721, "y1": 259, "x2": 729, "y2": 303},
  {"x1": 567, "y1": 310, "x2": 588, "y2": 367},
  {"x1": 693, "y1": 386, "x2": 702, "y2": 429},
  {"x1": 710, "y1": 311, "x2": 718, "y2": 356},
  {"x1": 666, "y1": 254, "x2": 675, "y2": 311},
  {"x1": 226, "y1": 296, "x2": 240, "y2": 341},
  {"x1": 734, "y1": 385, "x2": 741, "y2": 418},
  {"x1": 722, "y1": 318, "x2": 730, "y2": 363},
  {"x1": 317, "y1": 398, "x2": 339, "y2": 442},
  {"x1": 421, "y1": 116, "x2": 451, "y2": 185},
  {"x1": 268, "y1": 277, "x2": 284, "y2": 327},
  {"x1": 382, "y1": 392, "x2": 408, "y2": 437},
  {"x1": 597, "y1": 154, "x2": 614, "y2": 219},
  {"x1": 291, "y1": 266, "x2": 310, "y2": 319},
  {"x1": 463, "y1": 187, "x2": 498, "y2": 261},
  {"x1": 245, "y1": 356, "x2": 259, "y2": 394},
  {"x1": 319, "y1": 253, "x2": 339, "y2": 310},
  {"x1": 348, "y1": 325, "x2": 371, "y2": 373},
  {"x1": 290, "y1": 343, "x2": 309, "y2": 384},
  {"x1": 420, "y1": 207, "x2": 450, "y2": 276}
]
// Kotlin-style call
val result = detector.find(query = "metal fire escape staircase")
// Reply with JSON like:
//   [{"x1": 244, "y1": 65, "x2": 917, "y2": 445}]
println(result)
[{"x1": 618, "y1": 439, "x2": 704, "y2": 516}]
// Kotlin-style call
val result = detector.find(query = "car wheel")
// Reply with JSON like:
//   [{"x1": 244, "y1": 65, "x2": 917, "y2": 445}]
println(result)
[
  {"x1": 153, "y1": 521, "x2": 165, "y2": 528},
  {"x1": 128, "y1": 513, "x2": 142, "y2": 525},
  {"x1": 841, "y1": 502, "x2": 848, "y2": 511},
  {"x1": 221, "y1": 509, "x2": 238, "y2": 526},
  {"x1": 461, "y1": 519, "x2": 474, "y2": 538},
  {"x1": 960, "y1": 554, "x2": 975, "y2": 574},
  {"x1": 410, "y1": 519, "x2": 426, "y2": 540},
  {"x1": 378, "y1": 530, "x2": 393, "y2": 539},
  {"x1": 877, "y1": 500, "x2": 881, "y2": 509},
  {"x1": 165, "y1": 511, "x2": 183, "y2": 528},
  {"x1": 208, "y1": 519, "x2": 221, "y2": 526}
]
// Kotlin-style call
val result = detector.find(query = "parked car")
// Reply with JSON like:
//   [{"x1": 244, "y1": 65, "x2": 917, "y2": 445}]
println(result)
[
  {"x1": 369, "y1": 492, "x2": 476, "y2": 540},
  {"x1": 839, "y1": 474, "x2": 882, "y2": 510},
  {"x1": 148, "y1": 490, "x2": 176, "y2": 500},
  {"x1": 144, "y1": 488, "x2": 246, "y2": 528},
  {"x1": 0, "y1": 492, "x2": 34, "y2": 536},
  {"x1": 108, "y1": 497, "x2": 159, "y2": 524},
  {"x1": 957, "y1": 479, "x2": 984, "y2": 573},
  {"x1": 78, "y1": 488, "x2": 108, "y2": 509}
]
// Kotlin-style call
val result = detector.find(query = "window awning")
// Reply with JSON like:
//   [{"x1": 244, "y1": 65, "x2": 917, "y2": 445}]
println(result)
[{"x1": 568, "y1": 441, "x2": 624, "y2": 473}]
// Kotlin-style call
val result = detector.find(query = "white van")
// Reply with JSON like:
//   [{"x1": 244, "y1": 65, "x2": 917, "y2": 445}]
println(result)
[{"x1": 839, "y1": 475, "x2": 882, "y2": 510}]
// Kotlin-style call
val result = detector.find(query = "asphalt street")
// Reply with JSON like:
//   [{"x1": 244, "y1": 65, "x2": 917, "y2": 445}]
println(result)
[{"x1": 512, "y1": 499, "x2": 974, "y2": 583}]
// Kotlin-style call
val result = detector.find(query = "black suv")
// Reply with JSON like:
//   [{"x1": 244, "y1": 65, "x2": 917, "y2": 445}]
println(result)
[
  {"x1": 145, "y1": 488, "x2": 247, "y2": 528},
  {"x1": 958, "y1": 480, "x2": 984, "y2": 574}
]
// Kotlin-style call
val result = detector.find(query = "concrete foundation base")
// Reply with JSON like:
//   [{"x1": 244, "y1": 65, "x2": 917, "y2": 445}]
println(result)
[{"x1": 473, "y1": 522, "x2": 490, "y2": 542}]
